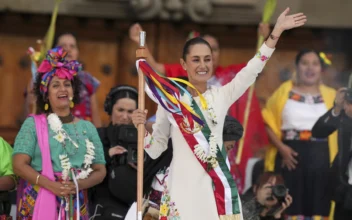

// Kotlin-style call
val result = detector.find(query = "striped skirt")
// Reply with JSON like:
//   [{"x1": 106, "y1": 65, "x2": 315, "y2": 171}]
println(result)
[{"x1": 16, "y1": 175, "x2": 89, "y2": 220}]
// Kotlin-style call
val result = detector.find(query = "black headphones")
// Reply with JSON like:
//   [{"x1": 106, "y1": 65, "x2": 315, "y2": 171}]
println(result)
[{"x1": 104, "y1": 85, "x2": 138, "y2": 115}]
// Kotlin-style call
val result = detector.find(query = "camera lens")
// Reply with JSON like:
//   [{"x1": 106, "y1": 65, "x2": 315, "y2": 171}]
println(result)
[{"x1": 272, "y1": 184, "x2": 287, "y2": 201}]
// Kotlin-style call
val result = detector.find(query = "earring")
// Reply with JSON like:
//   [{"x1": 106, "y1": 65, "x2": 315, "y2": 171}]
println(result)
[
  {"x1": 44, "y1": 103, "x2": 49, "y2": 111},
  {"x1": 70, "y1": 100, "x2": 74, "y2": 108}
]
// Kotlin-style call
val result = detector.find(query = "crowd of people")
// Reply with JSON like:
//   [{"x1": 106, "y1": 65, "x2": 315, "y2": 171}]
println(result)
[{"x1": 0, "y1": 6, "x2": 352, "y2": 220}]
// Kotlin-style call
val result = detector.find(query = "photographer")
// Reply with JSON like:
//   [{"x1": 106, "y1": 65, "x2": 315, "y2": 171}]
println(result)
[
  {"x1": 312, "y1": 88, "x2": 352, "y2": 219},
  {"x1": 242, "y1": 172, "x2": 292, "y2": 220},
  {"x1": 91, "y1": 85, "x2": 172, "y2": 219}
]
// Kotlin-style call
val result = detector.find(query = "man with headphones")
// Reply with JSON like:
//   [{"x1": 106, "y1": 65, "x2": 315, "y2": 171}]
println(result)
[{"x1": 90, "y1": 85, "x2": 173, "y2": 220}]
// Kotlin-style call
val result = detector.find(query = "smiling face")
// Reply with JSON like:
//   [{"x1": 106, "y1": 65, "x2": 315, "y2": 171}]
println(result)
[
  {"x1": 47, "y1": 76, "x2": 74, "y2": 111},
  {"x1": 296, "y1": 52, "x2": 322, "y2": 86},
  {"x1": 180, "y1": 43, "x2": 213, "y2": 85}
]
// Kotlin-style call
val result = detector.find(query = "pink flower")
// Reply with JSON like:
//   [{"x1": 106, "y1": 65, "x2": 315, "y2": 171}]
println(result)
[{"x1": 261, "y1": 55, "x2": 268, "y2": 61}]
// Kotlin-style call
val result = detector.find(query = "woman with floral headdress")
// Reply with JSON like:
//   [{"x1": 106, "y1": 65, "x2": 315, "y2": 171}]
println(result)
[
  {"x1": 12, "y1": 47, "x2": 106, "y2": 219},
  {"x1": 132, "y1": 8, "x2": 306, "y2": 220},
  {"x1": 262, "y1": 50, "x2": 337, "y2": 219}
]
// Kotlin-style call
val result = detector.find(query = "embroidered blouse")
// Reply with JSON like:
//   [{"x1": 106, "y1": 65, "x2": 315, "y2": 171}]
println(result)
[
  {"x1": 281, "y1": 90, "x2": 327, "y2": 131},
  {"x1": 13, "y1": 117, "x2": 105, "y2": 172}
]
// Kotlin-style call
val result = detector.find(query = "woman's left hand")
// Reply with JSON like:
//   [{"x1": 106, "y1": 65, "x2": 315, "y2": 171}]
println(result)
[{"x1": 275, "y1": 7, "x2": 307, "y2": 32}]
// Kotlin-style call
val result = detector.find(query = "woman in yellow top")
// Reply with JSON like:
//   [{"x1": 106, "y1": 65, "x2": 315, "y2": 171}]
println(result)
[{"x1": 262, "y1": 50, "x2": 337, "y2": 219}]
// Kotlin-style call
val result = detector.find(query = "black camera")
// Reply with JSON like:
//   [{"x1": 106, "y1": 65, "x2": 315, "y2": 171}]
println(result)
[
  {"x1": 271, "y1": 184, "x2": 287, "y2": 203},
  {"x1": 110, "y1": 124, "x2": 142, "y2": 166},
  {"x1": 266, "y1": 184, "x2": 288, "y2": 216}
]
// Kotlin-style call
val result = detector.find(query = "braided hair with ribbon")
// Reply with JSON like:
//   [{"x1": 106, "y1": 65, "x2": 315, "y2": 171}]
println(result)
[{"x1": 34, "y1": 46, "x2": 82, "y2": 113}]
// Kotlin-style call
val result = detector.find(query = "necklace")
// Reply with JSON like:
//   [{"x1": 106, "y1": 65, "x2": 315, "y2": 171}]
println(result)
[
  {"x1": 58, "y1": 113, "x2": 74, "y2": 124},
  {"x1": 182, "y1": 92, "x2": 219, "y2": 169},
  {"x1": 48, "y1": 113, "x2": 95, "y2": 181}
]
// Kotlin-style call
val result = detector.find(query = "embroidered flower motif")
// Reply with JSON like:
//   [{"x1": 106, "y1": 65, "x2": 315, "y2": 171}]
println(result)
[
  {"x1": 286, "y1": 130, "x2": 297, "y2": 140},
  {"x1": 255, "y1": 51, "x2": 270, "y2": 62},
  {"x1": 159, "y1": 182, "x2": 180, "y2": 219},
  {"x1": 300, "y1": 130, "x2": 312, "y2": 140},
  {"x1": 160, "y1": 204, "x2": 169, "y2": 216},
  {"x1": 145, "y1": 136, "x2": 154, "y2": 149}
]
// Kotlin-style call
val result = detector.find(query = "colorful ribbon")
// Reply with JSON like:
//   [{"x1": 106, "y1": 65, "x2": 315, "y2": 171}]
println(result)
[
  {"x1": 38, "y1": 47, "x2": 82, "y2": 95},
  {"x1": 137, "y1": 60, "x2": 207, "y2": 130}
]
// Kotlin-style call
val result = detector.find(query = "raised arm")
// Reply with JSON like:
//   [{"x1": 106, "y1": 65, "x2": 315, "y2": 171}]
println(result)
[
  {"x1": 265, "y1": 7, "x2": 307, "y2": 49},
  {"x1": 132, "y1": 105, "x2": 171, "y2": 159},
  {"x1": 129, "y1": 23, "x2": 166, "y2": 75},
  {"x1": 220, "y1": 7, "x2": 306, "y2": 109},
  {"x1": 311, "y1": 108, "x2": 340, "y2": 138}
]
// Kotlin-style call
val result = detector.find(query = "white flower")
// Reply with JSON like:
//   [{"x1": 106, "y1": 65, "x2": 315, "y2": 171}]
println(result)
[
  {"x1": 54, "y1": 131, "x2": 65, "y2": 143},
  {"x1": 59, "y1": 154, "x2": 72, "y2": 180},
  {"x1": 47, "y1": 113, "x2": 62, "y2": 133}
]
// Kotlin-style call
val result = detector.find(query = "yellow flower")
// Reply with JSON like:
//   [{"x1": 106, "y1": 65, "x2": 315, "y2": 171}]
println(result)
[{"x1": 160, "y1": 204, "x2": 169, "y2": 216}]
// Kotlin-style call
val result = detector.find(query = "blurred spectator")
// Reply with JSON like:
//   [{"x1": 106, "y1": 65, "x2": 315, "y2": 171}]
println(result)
[
  {"x1": 312, "y1": 88, "x2": 352, "y2": 219},
  {"x1": 262, "y1": 49, "x2": 337, "y2": 218},
  {"x1": 0, "y1": 137, "x2": 16, "y2": 219}
]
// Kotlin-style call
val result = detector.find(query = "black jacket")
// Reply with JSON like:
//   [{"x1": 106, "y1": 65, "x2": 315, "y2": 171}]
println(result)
[
  {"x1": 312, "y1": 108, "x2": 352, "y2": 207},
  {"x1": 90, "y1": 124, "x2": 173, "y2": 219}
]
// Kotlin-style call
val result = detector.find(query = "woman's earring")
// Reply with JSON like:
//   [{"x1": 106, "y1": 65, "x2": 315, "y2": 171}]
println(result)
[
  {"x1": 44, "y1": 103, "x2": 49, "y2": 111},
  {"x1": 69, "y1": 97, "x2": 74, "y2": 108}
]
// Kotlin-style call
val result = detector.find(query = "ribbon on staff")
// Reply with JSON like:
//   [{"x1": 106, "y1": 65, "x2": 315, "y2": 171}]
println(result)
[{"x1": 136, "y1": 60, "x2": 207, "y2": 130}]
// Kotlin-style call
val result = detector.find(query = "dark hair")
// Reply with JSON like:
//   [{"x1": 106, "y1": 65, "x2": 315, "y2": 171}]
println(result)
[
  {"x1": 182, "y1": 37, "x2": 212, "y2": 60},
  {"x1": 223, "y1": 115, "x2": 243, "y2": 142},
  {"x1": 295, "y1": 49, "x2": 325, "y2": 68},
  {"x1": 33, "y1": 73, "x2": 81, "y2": 114},
  {"x1": 54, "y1": 32, "x2": 78, "y2": 47},
  {"x1": 255, "y1": 172, "x2": 285, "y2": 189},
  {"x1": 104, "y1": 85, "x2": 138, "y2": 115}
]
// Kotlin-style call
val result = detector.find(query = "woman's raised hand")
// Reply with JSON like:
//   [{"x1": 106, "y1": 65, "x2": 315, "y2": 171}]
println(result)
[{"x1": 275, "y1": 7, "x2": 307, "y2": 32}]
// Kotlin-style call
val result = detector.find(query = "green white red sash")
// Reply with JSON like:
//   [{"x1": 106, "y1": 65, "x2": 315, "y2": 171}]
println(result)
[{"x1": 137, "y1": 59, "x2": 241, "y2": 218}]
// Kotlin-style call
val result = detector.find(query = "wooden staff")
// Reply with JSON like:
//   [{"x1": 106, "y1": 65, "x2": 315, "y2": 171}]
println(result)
[{"x1": 136, "y1": 31, "x2": 147, "y2": 220}]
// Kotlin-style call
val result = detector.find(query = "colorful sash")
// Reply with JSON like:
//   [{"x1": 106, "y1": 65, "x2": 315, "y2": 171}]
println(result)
[
  {"x1": 32, "y1": 114, "x2": 57, "y2": 220},
  {"x1": 137, "y1": 60, "x2": 241, "y2": 219}
]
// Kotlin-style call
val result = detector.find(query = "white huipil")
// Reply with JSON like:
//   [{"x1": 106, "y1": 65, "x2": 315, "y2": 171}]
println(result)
[{"x1": 144, "y1": 43, "x2": 275, "y2": 220}]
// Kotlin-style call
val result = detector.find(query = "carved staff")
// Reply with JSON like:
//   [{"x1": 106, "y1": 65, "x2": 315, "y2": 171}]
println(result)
[
  {"x1": 136, "y1": 31, "x2": 147, "y2": 220},
  {"x1": 236, "y1": 0, "x2": 277, "y2": 164}
]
